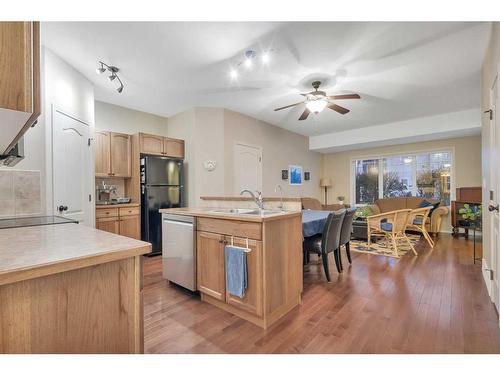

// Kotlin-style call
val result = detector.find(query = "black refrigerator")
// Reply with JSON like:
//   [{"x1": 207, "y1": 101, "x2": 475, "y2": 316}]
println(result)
[{"x1": 141, "y1": 155, "x2": 184, "y2": 256}]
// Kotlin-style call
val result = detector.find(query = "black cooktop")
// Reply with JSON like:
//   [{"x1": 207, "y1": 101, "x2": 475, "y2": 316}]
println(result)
[{"x1": 0, "y1": 215, "x2": 78, "y2": 230}]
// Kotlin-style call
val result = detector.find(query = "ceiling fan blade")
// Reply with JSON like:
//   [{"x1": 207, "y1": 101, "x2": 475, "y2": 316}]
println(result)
[
  {"x1": 328, "y1": 94, "x2": 361, "y2": 100},
  {"x1": 298, "y1": 108, "x2": 311, "y2": 121},
  {"x1": 274, "y1": 102, "x2": 303, "y2": 111},
  {"x1": 327, "y1": 103, "x2": 350, "y2": 115}
]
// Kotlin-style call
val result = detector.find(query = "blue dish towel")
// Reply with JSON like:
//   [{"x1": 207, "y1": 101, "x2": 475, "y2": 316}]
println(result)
[{"x1": 225, "y1": 245, "x2": 248, "y2": 298}]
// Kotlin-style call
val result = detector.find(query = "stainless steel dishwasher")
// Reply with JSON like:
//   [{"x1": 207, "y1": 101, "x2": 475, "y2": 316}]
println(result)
[{"x1": 162, "y1": 213, "x2": 196, "y2": 291}]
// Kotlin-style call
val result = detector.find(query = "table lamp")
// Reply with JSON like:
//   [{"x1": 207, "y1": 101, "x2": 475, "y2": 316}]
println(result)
[{"x1": 320, "y1": 178, "x2": 332, "y2": 205}]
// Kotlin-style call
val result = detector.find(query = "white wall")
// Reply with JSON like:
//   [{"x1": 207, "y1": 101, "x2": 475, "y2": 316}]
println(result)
[
  {"x1": 1, "y1": 47, "x2": 95, "y2": 218},
  {"x1": 42, "y1": 47, "x2": 95, "y2": 217},
  {"x1": 94, "y1": 100, "x2": 167, "y2": 135},
  {"x1": 167, "y1": 107, "x2": 323, "y2": 206}
]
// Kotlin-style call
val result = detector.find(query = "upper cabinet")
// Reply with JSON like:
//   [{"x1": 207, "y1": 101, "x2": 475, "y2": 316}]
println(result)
[
  {"x1": 139, "y1": 132, "x2": 184, "y2": 158},
  {"x1": 95, "y1": 131, "x2": 131, "y2": 177},
  {"x1": 0, "y1": 22, "x2": 41, "y2": 154}
]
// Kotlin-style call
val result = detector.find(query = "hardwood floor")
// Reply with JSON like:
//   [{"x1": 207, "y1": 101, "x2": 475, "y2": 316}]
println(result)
[{"x1": 143, "y1": 234, "x2": 500, "y2": 353}]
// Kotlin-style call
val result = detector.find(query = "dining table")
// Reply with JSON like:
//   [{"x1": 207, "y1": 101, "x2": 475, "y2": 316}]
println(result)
[{"x1": 301, "y1": 209, "x2": 331, "y2": 238}]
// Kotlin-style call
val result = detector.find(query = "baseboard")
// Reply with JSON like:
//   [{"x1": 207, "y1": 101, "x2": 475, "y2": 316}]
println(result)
[{"x1": 481, "y1": 258, "x2": 493, "y2": 301}]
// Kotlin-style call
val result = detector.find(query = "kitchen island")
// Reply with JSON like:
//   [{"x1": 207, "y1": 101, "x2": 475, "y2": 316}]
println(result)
[
  {"x1": 0, "y1": 223, "x2": 151, "y2": 353},
  {"x1": 159, "y1": 207, "x2": 303, "y2": 329}
]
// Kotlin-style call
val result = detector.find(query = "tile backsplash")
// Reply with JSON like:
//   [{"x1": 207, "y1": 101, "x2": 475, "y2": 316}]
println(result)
[{"x1": 0, "y1": 170, "x2": 41, "y2": 218}]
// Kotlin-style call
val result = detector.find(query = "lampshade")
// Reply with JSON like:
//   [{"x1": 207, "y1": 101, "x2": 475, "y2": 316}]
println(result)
[
  {"x1": 320, "y1": 178, "x2": 332, "y2": 187},
  {"x1": 306, "y1": 98, "x2": 328, "y2": 113}
]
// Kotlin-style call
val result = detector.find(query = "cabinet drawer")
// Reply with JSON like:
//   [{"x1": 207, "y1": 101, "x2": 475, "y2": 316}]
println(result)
[
  {"x1": 119, "y1": 206, "x2": 140, "y2": 217},
  {"x1": 96, "y1": 208, "x2": 119, "y2": 218},
  {"x1": 197, "y1": 218, "x2": 262, "y2": 240}
]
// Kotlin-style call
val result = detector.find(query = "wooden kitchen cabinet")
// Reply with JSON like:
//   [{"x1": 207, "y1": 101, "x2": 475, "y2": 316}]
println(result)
[
  {"x1": 197, "y1": 231, "x2": 226, "y2": 301},
  {"x1": 192, "y1": 214, "x2": 302, "y2": 329},
  {"x1": 96, "y1": 205, "x2": 140, "y2": 239},
  {"x1": 96, "y1": 216, "x2": 120, "y2": 234},
  {"x1": 0, "y1": 22, "x2": 40, "y2": 154},
  {"x1": 119, "y1": 215, "x2": 141, "y2": 240},
  {"x1": 95, "y1": 131, "x2": 111, "y2": 177},
  {"x1": 139, "y1": 132, "x2": 185, "y2": 158},
  {"x1": 94, "y1": 131, "x2": 131, "y2": 177},
  {"x1": 139, "y1": 133, "x2": 164, "y2": 156},
  {"x1": 196, "y1": 230, "x2": 263, "y2": 317},
  {"x1": 224, "y1": 236, "x2": 263, "y2": 317}
]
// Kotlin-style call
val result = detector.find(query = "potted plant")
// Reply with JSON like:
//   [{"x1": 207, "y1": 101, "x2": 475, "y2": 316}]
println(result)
[
  {"x1": 458, "y1": 204, "x2": 482, "y2": 227},
  {"x1": 337, "y1": 196, "x2": 345, "y2": 205},
  {"x1": 355, "y1": 206, "x2": 373, "y2": 221}
]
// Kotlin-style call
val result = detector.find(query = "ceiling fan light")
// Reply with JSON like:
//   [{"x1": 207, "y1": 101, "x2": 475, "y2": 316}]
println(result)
[
  {"x1": 96, "y1": 64, "x2": 106, "y2": 74},
  {"x1": 306, "y1": 99, "x2": 328, "y2": 113},
  {"x1": 108, "y1": 74, "x2": 116, "y2": 81},
  {"x1": 261, "y1": 53, "x2": 270, "y2": 65}
]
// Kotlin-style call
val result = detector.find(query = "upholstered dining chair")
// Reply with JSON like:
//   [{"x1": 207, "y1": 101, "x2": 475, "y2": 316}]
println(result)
[
  {"x1": 303, "y1": 209, "x2": 346, "y2": 282},
  {"x1": 338, "y1": 207, "x2": 357, "y2": 270},
  {"x1": 406, "y1": 206, "x2": 434, "y2": 248},
  {"x1": 366, "y1": 209, "x2": 416, "y2": 258}
]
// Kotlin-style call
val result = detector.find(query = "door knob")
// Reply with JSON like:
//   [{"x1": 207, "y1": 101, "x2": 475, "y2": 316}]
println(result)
[
  {"x1": 57, "y1": 205, "x2": 68, "y2": 212},
  {"x1": 488, "y1": 204, "x2": 499, "y2": 212}
]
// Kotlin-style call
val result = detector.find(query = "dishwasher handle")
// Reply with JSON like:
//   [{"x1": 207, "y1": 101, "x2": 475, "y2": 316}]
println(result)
[{"x1": 163, "y1": 218, "x2": 194, "y2": 227}]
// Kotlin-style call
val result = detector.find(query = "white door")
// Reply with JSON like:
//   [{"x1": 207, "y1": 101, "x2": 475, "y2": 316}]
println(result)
[
  {"x1": 489, "y1": 74, "x2": 500, "y2": 314},
  {"x1": 52, "y1": 108, "x2": 93, "y2": 225},
  {"x1": 233, "y1": 142, "x2": 262, "y2": 195}
]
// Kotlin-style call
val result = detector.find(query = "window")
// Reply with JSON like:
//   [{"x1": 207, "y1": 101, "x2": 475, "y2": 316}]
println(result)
[{"x1": 352, "y1": 150, "x2": 452, "y2": 206}]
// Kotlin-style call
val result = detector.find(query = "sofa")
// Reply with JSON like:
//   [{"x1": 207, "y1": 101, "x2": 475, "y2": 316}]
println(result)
[
  {"x1": 301, "y1": 197, "x2": 349, "y2": 211},
  {"x1": 368, "y1": 197, "x2": 449, "y2": 234}
]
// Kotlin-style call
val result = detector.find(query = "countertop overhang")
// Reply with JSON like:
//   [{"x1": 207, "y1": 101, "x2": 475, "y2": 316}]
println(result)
[
  {"x1": 0, "y1": 223, "x2": 151, "y2": 286},
  {"x1": 159, "y1": 207, "x2": 301, "y2": 222}
]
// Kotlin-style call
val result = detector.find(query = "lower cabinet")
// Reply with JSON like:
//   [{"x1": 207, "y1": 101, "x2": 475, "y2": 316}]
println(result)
[
  {"x1": 96, "y1": 206, "x2": 140, "y2": 240},
  {"x1": 196, "y1": 230, "x2": 263, "y2": 317},
  {"x1": 96, "y1": 216, "x2": 120, "y2": 234}
]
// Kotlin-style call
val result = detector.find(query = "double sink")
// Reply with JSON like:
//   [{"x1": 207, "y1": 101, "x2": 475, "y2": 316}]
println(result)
[{"x1": 209, "y1": 208, "x2": 284, "y2": 216}]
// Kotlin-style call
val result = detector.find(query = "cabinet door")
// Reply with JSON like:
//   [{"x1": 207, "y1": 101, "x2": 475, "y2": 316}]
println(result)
[
  {"x1": 95, "y1": 131, "x2": 111, "y2": 177},
  {"x1": 119, "y1": 215, "x2": 141, "y2": 239},
  {"x1": 0, "y1": 22, "x2": 40, "y2": 154},
  {"x1": 197, "y1": 231, "x2": 225, "y2": 301},
  {"x1": 96, "y1": 217, "x2": 120, "y2": 234},
  {"x1": 139, "y1": 133, "x2": 164, "y2": 156},
  {"x1": 225, "y1": 237, "x2": 263, "y2": 317},
  {"x1": 110, "y1": 132, "x2": 131, "y2": 177},
  {"x1": 164, "y1": 138, "x2": 184, "y2": 158}
]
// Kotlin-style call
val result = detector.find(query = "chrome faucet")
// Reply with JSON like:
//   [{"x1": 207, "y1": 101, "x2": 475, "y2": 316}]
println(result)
[
  {"x1": 240, "y1": 189, "x2": 264, "y2": 210},
  {"x1": 275, "y1": 184, "x2": 284, "y2": 211}
]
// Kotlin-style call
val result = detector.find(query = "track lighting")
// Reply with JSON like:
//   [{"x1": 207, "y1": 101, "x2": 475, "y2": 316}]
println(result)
[
  {"x1": 229, "y1": 69, "x2": 238, "y2": 80},
  {"x1": 228, "y1": 49, "x2": 274, "y2": 81},
  {"x1": 96, "y1": 62, "x2": 106, "y2": 74},
  {"x1": 96, "y1": 61, "x2": 124, "y2": 93}
]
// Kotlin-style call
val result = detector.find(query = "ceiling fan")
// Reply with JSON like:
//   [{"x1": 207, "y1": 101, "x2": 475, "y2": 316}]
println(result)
[{"x1": 274, "y1": 81, "x2": 360, "y2": 121}]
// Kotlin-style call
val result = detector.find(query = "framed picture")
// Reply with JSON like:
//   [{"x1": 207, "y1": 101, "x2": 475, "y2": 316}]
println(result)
[
  {"x1": 304, "y1": 172, "x2": 310, "y2": 181},
  {"x1": 289, "y1": 165, "x2": 302, "y2": 185},
  {"x1": 281, "y1": 169, "x2": 288, "y2": 180}
]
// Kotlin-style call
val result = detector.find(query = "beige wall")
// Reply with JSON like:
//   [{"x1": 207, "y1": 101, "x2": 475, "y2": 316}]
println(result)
[
  {"x1": 167, "y1": 107, "x2": 323, "y2": 206},
  {"x1": 481, "y1": 22, "x2": 499, "y2": 289},
  {"x1": 94, "y1": 101, "x2": 167, "y2": 135},
  {"x1": 322, "y1": 135, "x2": 482, "y2": 232},
  {"x1": 223, "y1": 109, "x2": 322, "y2": 199}
]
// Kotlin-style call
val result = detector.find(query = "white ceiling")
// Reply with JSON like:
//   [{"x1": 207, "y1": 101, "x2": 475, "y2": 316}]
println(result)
[{"x1": 41, "y1": 22, "x2": 491, "y2": 137}]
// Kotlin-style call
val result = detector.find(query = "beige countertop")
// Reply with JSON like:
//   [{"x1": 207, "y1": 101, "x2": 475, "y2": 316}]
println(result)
[
  {"x1": 95, "y1": 203, "x2": 140, "y2": 209},
  {"x1": 159, "y1": 207, "x2": 301, "y2": 222},
  {"x1": 200, "y1": 196, "x2": 302, "y2": 202},
  {"x1": 0, "y1": 223, "x2": 151, "y2": 286}
]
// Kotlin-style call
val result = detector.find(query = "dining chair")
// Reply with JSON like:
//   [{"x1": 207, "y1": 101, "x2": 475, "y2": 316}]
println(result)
[
  {"x1": 303, "y1": 209, "x2": 346, "y2": 282},
  {"x1": 406, "y1": 206, "x2": 434, "y2": 248},
  {"x1": 338, "y1": 207, "x2": 357, "y2": 269},
  {"x1": 366, "y1": 209, "x2": 416, "y2": 258}
]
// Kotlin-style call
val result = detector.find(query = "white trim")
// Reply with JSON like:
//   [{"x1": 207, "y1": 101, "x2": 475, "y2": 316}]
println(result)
[{"x1": 349, "y1": 147, "x2": 455, "y2": 206}]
